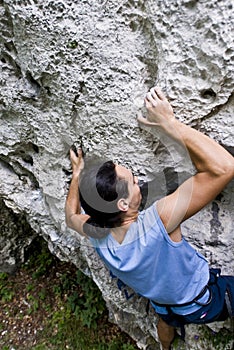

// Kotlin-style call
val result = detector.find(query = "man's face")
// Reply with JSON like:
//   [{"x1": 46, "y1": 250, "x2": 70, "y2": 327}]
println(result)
[{"x1": 115, "y1": 164, "x2": 142, "y2": 210}]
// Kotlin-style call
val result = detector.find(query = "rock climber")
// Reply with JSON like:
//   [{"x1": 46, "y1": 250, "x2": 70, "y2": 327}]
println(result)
[{"x1": 65, "y1": 86, "x2": 234, "y2": 350}]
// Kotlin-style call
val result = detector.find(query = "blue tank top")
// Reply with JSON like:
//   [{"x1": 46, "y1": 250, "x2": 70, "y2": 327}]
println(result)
[{"x1": 90, "y1": 203, "x2": 210, "y2": 315}]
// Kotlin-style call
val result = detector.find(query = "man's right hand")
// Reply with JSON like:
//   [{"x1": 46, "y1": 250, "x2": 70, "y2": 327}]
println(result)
[{"x1": 137, "y1": 86, "x2": 175, "y2": 128}]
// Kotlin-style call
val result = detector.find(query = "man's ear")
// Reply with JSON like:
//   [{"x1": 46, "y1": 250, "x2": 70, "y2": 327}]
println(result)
[{"x1": 117, "y1": 198, "x2": 129, "y2": 212}]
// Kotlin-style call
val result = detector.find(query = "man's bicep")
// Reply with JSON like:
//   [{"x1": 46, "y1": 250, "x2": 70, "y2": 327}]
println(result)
[
  {"x1": 67, "y1": 213, "x2": 90, "y2": 236},
  {"x1": 156, "y1": 172, "x2": 226, "y2": 233}
]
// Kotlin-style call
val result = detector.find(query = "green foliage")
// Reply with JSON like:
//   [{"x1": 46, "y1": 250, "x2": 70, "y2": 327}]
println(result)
[
  {"x1": 66, "y1": 270, "x2": 106, "y2": 329},
  {"x1": 30, "y1": 345, "x2": 47, "y2": 350},
  {"x1": 0, "y1": 287, "x2": 14, "y2": 302},
  {"x1": 26, "y1": 283, "x2": 34, "y2": 292},
  {"x1": 45, "y1": 305, "x2": 135, "y2": 350},
  {"x1": 27, "y1": 294, "x2": 40, "y2": 314},
  {"x1": 96, "y1": 341, "x2": 137, "y2": 350},
  {"x1": 197, "y1": 325, "x2": 233, "y2": 350},
  {"x1": 38, "y1": 288, "x2": 47, "y2": 301},
  {"x1": 171, "y1": 334, "x2": 186, "y2": 350},
  {"x1": 0, "y1": 272, "x2": 14, "y2": 302},
  {"x1": 0, "y1": 272, "x2": 8, "y2": 282},
  {"x1": 51, "y1": 266, "x2": 107, "y2": 329}
]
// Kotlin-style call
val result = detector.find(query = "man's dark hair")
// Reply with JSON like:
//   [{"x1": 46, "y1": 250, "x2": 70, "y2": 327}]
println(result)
[{"x1": 79, "y1": 160, "x2": 129, "y2": 239}]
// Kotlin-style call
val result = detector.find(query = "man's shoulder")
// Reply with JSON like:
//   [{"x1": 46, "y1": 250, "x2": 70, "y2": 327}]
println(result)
[{"x1": 137, "y1": 202, "x2": 167, "y2": 236}]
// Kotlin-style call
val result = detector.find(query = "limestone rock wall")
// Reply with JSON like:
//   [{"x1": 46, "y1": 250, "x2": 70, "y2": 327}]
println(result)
[{"x1": 0, "y1": 1, "x2": 233, "y2": 349}]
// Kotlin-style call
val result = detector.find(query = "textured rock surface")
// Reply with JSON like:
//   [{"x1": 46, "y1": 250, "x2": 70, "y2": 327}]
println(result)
[
  {"x1": 0, "y1": 0, "x2": 233, "y2": 349},
  {"x1": 0, "y1": 198, "x2": 36, "y2": 273}
]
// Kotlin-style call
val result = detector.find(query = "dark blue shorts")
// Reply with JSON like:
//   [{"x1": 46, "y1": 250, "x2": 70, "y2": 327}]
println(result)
[{"x1": 158, "y1": 269, "x2": 234, "y2": 328}]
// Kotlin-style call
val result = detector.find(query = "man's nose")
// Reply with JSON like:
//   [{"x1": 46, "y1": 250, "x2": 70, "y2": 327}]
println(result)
[{"x1": 134, "y1": 176, "x2": 138, "y2": 184}]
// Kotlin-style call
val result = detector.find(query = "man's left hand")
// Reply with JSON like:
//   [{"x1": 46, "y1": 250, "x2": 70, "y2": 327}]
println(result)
[{"x1": 70, "y1": 147, "x2": 84, "y2": 176}]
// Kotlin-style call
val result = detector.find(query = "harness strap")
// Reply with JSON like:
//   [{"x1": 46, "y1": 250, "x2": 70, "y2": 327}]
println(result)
[{"x1": 152, "y1": 284, "x2": 212, "y2": 308}]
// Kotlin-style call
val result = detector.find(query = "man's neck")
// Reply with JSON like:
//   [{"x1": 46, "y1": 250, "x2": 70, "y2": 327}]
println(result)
[{"x1": 111, "y1": 212, "x2": 138, "y2": 244}]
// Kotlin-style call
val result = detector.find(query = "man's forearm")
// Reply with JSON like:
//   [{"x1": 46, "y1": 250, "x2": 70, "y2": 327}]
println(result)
[
  {"x1": 65, "y1": 173, "x2": 81, "y2": 225},
  {"x1": 160, "y1": 119, "x2": 234, "y2": 177},
  {"x1": 66, "y1": 147, "x2": 85, "y2": 227}
]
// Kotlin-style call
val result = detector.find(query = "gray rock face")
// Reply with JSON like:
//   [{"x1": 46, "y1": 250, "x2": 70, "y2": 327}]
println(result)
[
  {"x1": 0, "y1": 0, "x2": 233, "y2": 349},
  {"x1": 0, "y1": 198, "x2": 36, "y2": 273}
]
